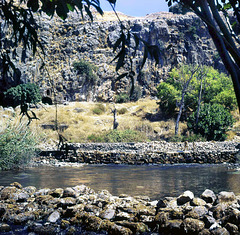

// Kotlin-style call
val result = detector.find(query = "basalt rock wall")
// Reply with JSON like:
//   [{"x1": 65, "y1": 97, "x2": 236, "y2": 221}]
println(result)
[{"x1": 9, "y1": 11, "x2": 223, "y2": 102}]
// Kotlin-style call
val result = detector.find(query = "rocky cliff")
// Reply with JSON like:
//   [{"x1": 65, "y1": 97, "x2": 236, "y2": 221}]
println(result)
[{"x1": 15, "y1": 11, "x2": 221, "y2": 102}]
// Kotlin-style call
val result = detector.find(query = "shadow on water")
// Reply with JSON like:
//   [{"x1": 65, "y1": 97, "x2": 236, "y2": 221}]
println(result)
[{"x1": 0, "y1": 164, "x2": 240, "y2": 200}]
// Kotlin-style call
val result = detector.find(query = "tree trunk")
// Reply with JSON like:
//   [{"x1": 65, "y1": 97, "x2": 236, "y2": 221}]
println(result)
[
  {"x1": 196, "y1": 73, "x2": 205, "y2": 127},
  {"x1": 175, "y1": 67, "x2": 198, "y2": 135},
  {"x1": 191, "y1": 0, "x2": 240, "y2": 110}
]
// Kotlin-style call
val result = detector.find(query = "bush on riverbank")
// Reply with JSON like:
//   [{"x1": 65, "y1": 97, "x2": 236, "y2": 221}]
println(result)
[
  {"x1": 188, "y1": 103, "x2": 234, "y2": 141},
  {"x1": 0, "y1": 121, "x2": 40, "y2": 170}
]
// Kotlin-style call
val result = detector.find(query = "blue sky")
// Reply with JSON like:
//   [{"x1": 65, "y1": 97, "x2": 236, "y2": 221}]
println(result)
[{"x1": 100, "y1": 0, "x2": 169, "y2": 17}]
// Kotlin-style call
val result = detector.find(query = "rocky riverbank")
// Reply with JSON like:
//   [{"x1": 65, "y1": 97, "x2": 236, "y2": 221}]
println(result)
[
  {"x1": 39, "y1": 141, "x2": 240, "y2": 165},
  {"x1": 0, "y1": 182, "x2": 240, "y2": 234}
]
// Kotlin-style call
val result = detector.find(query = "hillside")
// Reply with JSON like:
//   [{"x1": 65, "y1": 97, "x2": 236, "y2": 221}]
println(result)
[{"x1": 4, "y1": 10, "x2": 222, "y2": 103}]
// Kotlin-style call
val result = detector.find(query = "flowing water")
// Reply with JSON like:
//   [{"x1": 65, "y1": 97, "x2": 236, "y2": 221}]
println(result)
[{"x1": 1, "y1": 164, "x2": 240, "y2": 200}]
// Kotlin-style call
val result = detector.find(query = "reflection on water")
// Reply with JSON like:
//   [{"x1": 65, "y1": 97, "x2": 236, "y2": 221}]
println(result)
[{"x1": 0, "y1": 164, "x2": 240, "y2": 200}]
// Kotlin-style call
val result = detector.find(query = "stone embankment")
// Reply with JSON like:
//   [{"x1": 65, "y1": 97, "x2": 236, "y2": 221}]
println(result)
[
  {"x1": 0, "y1": 182, "x2": 240, "y2": 234},
  {"x1": 39, "y1": 141, "x2": 240, "y2": 165}
]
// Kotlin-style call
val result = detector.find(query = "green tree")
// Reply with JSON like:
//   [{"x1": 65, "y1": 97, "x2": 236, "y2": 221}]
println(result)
[
  {"x1": 3, "y1": 83, "x2": 41, "y2": 107},
  {"x1": 157, "y1": 82, "x2": 179, "y2": 115},
  {"x1": 73, "y1": 60, "x2": 98, "y2": 85},
  {"x1": 166, "y1": 0, "x2": 240, "y2": 111},
  {"x1": 157, "y1": 65, "x2": 237, "y2": 115},
  {"x1": 187, "y1": 103, "x2": 233, "y2": 141}
]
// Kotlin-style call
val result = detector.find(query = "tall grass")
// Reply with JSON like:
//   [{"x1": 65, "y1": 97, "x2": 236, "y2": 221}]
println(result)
[{"x1": 0, "y1": 120, "x2": 40, "y2": 170}]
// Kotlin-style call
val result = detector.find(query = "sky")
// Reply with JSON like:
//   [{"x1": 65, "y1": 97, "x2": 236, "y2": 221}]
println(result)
[{"x1": 100, "y1": 0, "x2": 169, "y2": 17}]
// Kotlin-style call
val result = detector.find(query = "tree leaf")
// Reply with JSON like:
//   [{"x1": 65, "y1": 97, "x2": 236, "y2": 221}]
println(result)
[
  {"x1": 223, "y1": 3, "x2": 232, "y2": 10},
  {"x1": 133, "y1": 33, "x2": 140, "y2": 57},
  {"x1": 56, "y1": 0, "x2": 69, "y2": 20},
  {"x1": 113, "y1": 33, "x2": 124, "y2": 52},
  {"x1": 107, "y1": 0, "x2": 116, "y2": 6},
  {"x1": 116, "y1": 49, "x2": 125, "y2": 71},
  {"x1": 27, "y1": 0, "x2": 39, "y2": 12},
  {"x1": 84, "y1": 5, "x2": 93, "y2": 21},
  {"x1": 42, "y1": 0, "x2": 55, "y2": 17},
  {"x1": 67, "y1": 3, "x2": 75, "y2": 12}
]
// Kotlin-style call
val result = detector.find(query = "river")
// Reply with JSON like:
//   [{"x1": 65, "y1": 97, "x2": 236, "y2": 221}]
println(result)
[{"x1": 0, "y1": 164, "x2": 240, "y2": 200}]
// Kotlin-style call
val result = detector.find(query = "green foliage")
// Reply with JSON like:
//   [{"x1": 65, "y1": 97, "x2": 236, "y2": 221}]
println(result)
[
  {"x1": 115, "y1": 93, "x2": 130, "y2": 103},
  {"x1": 157, "y1": 82, "x2": 179, "y2": 114},
  {"x1": 73, "y1": 60, "x2": 98, "y2": 85},
  {"x1": 187, "y1": 103, "x2": 234, "y2": 141},
  {"x1": 157, "y1": 66, "x2": 237, "y2": 116},
  {"x1": 118, "y1": 108, "x2": 128, "y2": 115},
  {"x1": 4, "y1": 83, "x2": 41, "y2": 108},
  {"x1": 92, "y1": 103, "x2": 105, "y2": 115},
  {"x1": 87, "y1": 129, "x2": 149, "y2": 143},
  {"x1": 0, "y1": 121, "x2": 40, "y2": 170},
  {"x1": 115, "y1": 85, "x2": 142, "y2": 103}
]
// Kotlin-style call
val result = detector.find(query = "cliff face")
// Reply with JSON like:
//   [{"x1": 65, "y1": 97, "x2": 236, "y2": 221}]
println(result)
[{"x1": 15, "y1": 11, "x2": 220, "y2": 102}]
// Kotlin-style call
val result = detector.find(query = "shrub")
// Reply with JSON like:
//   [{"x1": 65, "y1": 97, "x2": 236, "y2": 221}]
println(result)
[
  {"x1": 157, "y1": 82, "x2": 179, "y2": 114},
  {"x1": 3, "y1": 83, "x2": 41, "y2": 107},
  {"x1": 92, "y1": 103, "x2": 105, "y2": 115},
  {"x1": 0, "y1": 121, "x2": 40, "y2": 170},
  {"x1": 115, "y1": 93, "x2": 130, "y2": 103},
  {"x1": 87, "y1": 129, "x2": 149, "y2": 143},
  {"x1": 72, "y1": 60, "x2": 98, "y2": 84},
  {"x1": 118, "y1": 108, "x2": 128, "y2": 115},
  {"x1": 187, "y1": 103, "x2": 234, "y2": 141}
]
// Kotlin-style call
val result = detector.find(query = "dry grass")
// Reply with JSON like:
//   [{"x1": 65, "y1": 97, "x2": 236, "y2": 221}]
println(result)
[{"x1": 1, "y1": 98, "x2": 236, "y2": 143}]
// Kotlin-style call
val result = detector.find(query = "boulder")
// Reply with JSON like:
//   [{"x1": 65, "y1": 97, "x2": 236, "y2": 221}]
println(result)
[
  {"x1": 166, "y1": 219, "x2": 183, "y2": 233},
  {"x1": 217, "y1": 191, "x2": 237, "y2": 204},
  {"x1": 116, "y1": 221, "x2": 149, "y2": 234},
  {"x1": 23, "y1": 186, "x2": 36, "y2": 195},
  {"x1": 63, "y1": 187, "x2": 77, "y2": 198},
  {"x1": 201, "y1": 189, "x2": 216, "y2": 203},
  {"x1": 177, "y1": 191, "x2": 194, "y2": 205},
  {"x1": 191, "y1": 197, "x2": 207, "y2": 206},
  {"x1": 225, "y1": 222, "x2": 239, "y2": 234},
  {"x1": 203, "y1": 215, "x2": 216, "y2": 228},
  {"x1": 186, "y1": 206, "x2": 208, "y2": 219},
  {"x1": 48, "y1": 211, "x2": 60, "y2": 223},
  {"x1": 50, "y1": 188, "x2": 64, "y2": 198},
  {"x1": 182, "y1": 217, "x2": 205, "y2": 233},
  {"x1": 211, "y1": 227, "x2": 230, "y2": 235},
  {"x1": 0, "y1": 187, "x2": 18, "y2": 200},
  {"x1": 10, "y1": 182, "x2": 22, "y2": 189},
  {"x1": 99, "y1": 207, "x2": 115, "y2": 220}
]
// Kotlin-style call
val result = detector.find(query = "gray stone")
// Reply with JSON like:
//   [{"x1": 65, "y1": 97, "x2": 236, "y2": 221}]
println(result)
[
  {"x1": 177, "y1": 191, "x2": 194, "y2": 205},
  {"x1": 201, "y1": 189, "x2": 217, "y2": 203},
  {"x1": 63, "y1": 187, "x2": 77, "y2": 198},
  {"x1": 190, "y1": 197, "x2": 207, "y2": 206},
  {"x1": 217, "y1": 191, "x2": 237, "y2": 204},
  {"x1": 203, "y1": 215, "x2": 216, "y2": 228},
  {"x1": 182, "y1": 217, "x2": 205, "y2": 233},
  {"x1": 100, "y1": 208, "x2": 115, "y2": 220},
  {"x1": 48, "y1": 211, "x2": 60, "y2": 223},
  {"x1": 211, "y1": 227, "x2": 230, "y2": 235}
]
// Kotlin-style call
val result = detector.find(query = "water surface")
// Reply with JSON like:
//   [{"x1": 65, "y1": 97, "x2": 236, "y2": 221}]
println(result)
[{"x1": 0, "y1": 164, "x2": 240, "y2": 200}]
